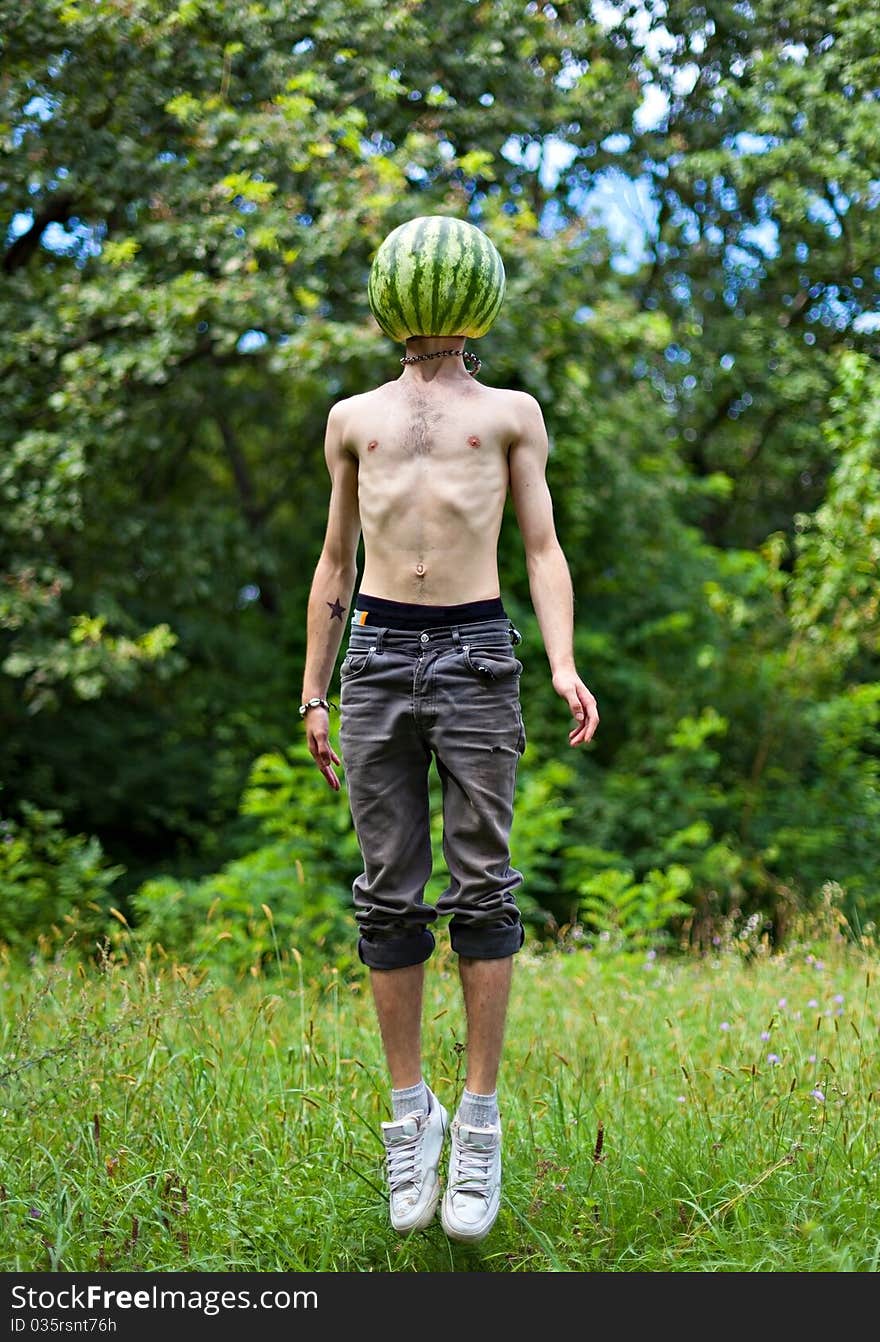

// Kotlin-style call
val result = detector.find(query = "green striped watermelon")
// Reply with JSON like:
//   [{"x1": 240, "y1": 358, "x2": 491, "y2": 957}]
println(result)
[{"x1": 368, "y1": 215, "x2": 506, "y2": 342}]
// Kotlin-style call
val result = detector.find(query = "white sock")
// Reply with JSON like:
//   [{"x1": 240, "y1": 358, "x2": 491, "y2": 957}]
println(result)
[
  {"x1": 391, "y1": 1078, "x2": 429, "y2": 1120},
  {"x1": 457, "y1": 1088, "x2": 498, "y2": 1128}
]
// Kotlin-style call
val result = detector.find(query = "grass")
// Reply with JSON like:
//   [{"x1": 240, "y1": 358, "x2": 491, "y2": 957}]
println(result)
[{"x1": 1, "y1": 933, "x2": 878, "y2": 1273}]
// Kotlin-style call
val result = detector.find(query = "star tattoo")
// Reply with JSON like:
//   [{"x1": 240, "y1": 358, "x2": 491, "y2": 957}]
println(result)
[{"x1": 327, "y1": 597, "x2": 345, "y2": 621}]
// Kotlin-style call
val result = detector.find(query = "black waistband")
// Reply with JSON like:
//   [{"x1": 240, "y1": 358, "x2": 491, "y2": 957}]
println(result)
[{"x1": 353, "y1": 591, "x2": 507, "y2": 630}]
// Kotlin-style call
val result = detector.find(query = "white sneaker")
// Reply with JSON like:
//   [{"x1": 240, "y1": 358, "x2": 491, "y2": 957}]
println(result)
[
  {"x1": 380, "y1": 1087, "x2": 448, "y2": 1234},
  {"x1": 440, "y1": 1117, "x2": 502, "y2": 1243}
]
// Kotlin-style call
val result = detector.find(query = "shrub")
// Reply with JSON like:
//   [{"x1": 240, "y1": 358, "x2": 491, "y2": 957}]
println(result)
[{"x1": 0, "y1": 800, "x2": 125, "y2": 954}]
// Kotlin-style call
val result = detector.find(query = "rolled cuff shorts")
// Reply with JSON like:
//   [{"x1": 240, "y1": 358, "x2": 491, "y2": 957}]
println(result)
[{"x1": 338, "y1": 615, "x2": 527, "y2": 970}]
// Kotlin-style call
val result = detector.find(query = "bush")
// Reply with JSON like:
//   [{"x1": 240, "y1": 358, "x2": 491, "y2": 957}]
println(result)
[
  {"x1": 0, "y1": 800, "x2": 125, "y2": 954},
  {"x1": 127, "y1": 742, "x2": 362, "y2": 977}
]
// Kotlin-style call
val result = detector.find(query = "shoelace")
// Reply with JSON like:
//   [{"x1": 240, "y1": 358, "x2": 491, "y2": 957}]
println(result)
[
  {"x1": 385, "y1": 1127, "x2": 424, "y2": 1193},
  {"x1": 450, "y1": 1136, "x2": 496, "y2": 1195}
]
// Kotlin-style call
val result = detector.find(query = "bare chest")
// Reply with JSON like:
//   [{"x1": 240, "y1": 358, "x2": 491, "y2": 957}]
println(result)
[{"x1": 352, "y1": 397, "x2": 510, "y2": 467}]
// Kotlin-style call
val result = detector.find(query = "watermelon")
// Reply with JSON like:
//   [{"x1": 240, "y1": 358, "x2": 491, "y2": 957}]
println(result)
[{"x1": 368, "y1": 215, "x2": 506, "y2": 342}]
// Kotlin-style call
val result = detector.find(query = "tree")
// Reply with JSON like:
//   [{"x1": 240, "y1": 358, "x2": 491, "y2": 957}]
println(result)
[{"x1": 1, "y1": 0, "x2": 877, "y2": 936}]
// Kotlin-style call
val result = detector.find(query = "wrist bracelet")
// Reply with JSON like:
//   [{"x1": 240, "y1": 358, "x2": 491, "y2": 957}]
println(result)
[{"x1": 299, "y1": 696, "x2": 337, "y2": 718}]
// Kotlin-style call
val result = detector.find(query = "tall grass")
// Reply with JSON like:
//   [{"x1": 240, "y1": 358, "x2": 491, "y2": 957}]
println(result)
[{"x1": 1, "y1": 931, "x2": 877, "y2": 1272}]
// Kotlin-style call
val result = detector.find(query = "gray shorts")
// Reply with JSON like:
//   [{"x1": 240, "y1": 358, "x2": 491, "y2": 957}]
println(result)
[{"x1": 338, "y1": 615, "x2": 527, "y2": 970}]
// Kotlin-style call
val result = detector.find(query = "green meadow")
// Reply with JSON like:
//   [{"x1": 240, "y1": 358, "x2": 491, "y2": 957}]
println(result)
[{"x1": 2, "y1": 928, "x2": 876, "y2": 1274}]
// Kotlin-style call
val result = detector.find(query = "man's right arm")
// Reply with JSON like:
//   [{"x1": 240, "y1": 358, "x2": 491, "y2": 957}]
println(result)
[{"x1": 300, "y1": 401, "x2": 361, "y2": 790}]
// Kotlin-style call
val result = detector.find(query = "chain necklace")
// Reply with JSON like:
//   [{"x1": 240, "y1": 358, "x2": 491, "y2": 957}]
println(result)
[{"x1": 400, "y1": 347, "x2": 482, "y2": 376}]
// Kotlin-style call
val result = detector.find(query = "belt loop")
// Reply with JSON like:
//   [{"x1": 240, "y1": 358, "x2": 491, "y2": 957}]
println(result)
[
  {"x1": 451, "y1": 626, "x2": 462, "y2": 649},
  {"x1": 374, "y1": 627, "x2": 385, "y2": 652}
]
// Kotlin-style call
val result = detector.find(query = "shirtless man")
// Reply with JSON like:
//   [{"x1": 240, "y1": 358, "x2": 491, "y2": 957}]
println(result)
[{"x1": 300, "y1": 334, "x2": 599, "y2": 1242}]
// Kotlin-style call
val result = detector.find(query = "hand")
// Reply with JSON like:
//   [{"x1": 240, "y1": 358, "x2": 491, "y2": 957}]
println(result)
[
  {"x1": 304, "y1": 708, "x2": 342, "y2": 790},
  {"x1": 551, "y1": 670, "x2": 600, "y2": 747}
]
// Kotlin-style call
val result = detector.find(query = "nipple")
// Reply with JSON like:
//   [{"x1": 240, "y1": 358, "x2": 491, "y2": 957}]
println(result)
[
  {"x1": 467, "y1": 435, "x2": 481, "y2": 449},
  {"x1": 367, "y1": 439, "x2": 379, "y2": 452}
]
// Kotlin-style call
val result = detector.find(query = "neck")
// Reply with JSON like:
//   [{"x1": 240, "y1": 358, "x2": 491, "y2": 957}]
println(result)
[{"x1": 400, "y1": 336, "x2": 476, "y2": 385}]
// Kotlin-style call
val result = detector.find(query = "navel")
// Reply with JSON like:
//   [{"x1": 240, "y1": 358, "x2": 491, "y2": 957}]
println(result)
[
  {"x1": 415, "y1": 563, "x2": 425, "y2": 577},
  {"x1": 467, "y1": 435, "x2": 481, "y2": 449}
]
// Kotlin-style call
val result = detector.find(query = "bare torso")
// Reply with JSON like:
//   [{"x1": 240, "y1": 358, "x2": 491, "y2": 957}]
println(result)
[{"x1": 337, "y1": 376, "x2": 525, "y2": 604}]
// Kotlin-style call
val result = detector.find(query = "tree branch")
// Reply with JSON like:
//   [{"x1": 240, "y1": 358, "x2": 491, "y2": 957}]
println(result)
[
  {"x1": 215, "y1": 413, "x2": 264, "y2": 531},
  {"x1": 741, "y1": 404, "x2": 784, "y2": 469},
  {"x1": 214, "y1": 413, "x2": 279, "y2": 616},
  {"x1": 690, "y1": 388, "x2": 736, "y2": 474}
]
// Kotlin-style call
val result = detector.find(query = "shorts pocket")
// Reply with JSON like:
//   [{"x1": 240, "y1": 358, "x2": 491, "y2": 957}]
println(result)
[
  {"x1": 462, "y1": 644, "x2": 523, "y2": 680},
  {"x1": 340, "y1": 646, "x2": 376, "y2": 681}
]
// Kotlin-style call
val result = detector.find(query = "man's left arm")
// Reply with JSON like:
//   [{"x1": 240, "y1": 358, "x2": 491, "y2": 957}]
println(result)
[{"x1": 508, "y1": 392, "x2": 599, "y2": 747}]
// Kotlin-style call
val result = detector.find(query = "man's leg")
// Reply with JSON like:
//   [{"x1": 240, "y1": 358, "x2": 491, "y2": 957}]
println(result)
[
  {"x1": 440, "y1": 956, "x2": 510, "y2": 1243},
  {"x1": 458, "y1": 954, "x2": 513, "y2": 1096},
  {"x1": 338, "y1": 637, "x2": 446, "y2": 1233},
  {"x1": 369, "y1": 962, "x2": 425, "y2": 1091},
  {"x1": 436, "y1": 784, "x2": 520, "y2": 1244},
  {"x1": 368, "y1": 961, "x2": 448, "y2": 1234},
  {"x1": 429, "y1": 628, "x2": 526, "y2": 1242}
]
